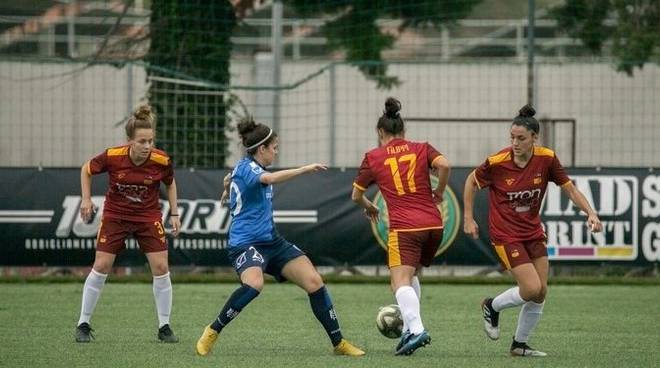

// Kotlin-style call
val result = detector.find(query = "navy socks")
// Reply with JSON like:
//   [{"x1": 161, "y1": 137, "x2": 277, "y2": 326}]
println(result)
[
  {"x1": 211, "y1": 284, "x2": 260, "y2": 332},
  {"x1": 308, "y1": 286, "x2": 343, "y2": 346}
]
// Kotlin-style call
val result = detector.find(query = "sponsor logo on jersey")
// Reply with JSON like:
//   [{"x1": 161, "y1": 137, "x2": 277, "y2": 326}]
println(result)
[
  {"x1": 505, "y1": 178, "x2": 515, "y2": 186},
  {"x1": 371, "y1": 176, "x2": 460, "y2": 258}
]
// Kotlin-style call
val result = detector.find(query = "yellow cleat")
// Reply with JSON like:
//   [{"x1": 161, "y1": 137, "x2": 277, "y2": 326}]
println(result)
[
  {"x1": 333, "y1": 339, "x2": 365, "y2": 357},
  {"x1": 195, "y1": 325, "x2": 219, "y2": 356}
]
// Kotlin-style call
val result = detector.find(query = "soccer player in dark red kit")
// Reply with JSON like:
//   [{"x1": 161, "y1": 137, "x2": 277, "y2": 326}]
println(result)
[
  {"x1": 74, "y1": 105, "x2": 181, "y2": 343},
  {"x1": 463, "y1": 105, "x2": 602, "y2": 357},
  {"x1": 351, "y1": 97, "x2": 450, "y2": 356}
]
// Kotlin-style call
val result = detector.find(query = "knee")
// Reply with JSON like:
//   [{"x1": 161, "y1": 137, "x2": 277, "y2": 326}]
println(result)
[
  {"x1": 533, "y1": 284, "x2": 547, "y2": 303},
  {"x1": 243, "y1": 277, "x2": 264, "y2": 292},
  {"x1": 92, "y1": 260, "x2": 112, "y2": 275},
  {"x1": 520, "y1": 283, "x2": 543, "y2": 302},
  {"x1": 305, "y1": 272, "x2": 324, "y2": 293},
  {"x1": 150, "y1": 262, "x2": 169, "y2": 277}
]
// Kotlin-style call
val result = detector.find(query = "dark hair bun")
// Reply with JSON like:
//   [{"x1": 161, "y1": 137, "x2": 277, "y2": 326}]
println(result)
[
  {"x1": 518, "y1": 104, "x2": 536, "y2": 118},
  {"x1": 133, "y1": 104, "x2": 153, "y2": 121},
  {"x1": 385, "y1": 97, "x2": 401, "y2": 119},
  {"x1": 237, "y1": 116, "x2": 257, "y2": 136}
]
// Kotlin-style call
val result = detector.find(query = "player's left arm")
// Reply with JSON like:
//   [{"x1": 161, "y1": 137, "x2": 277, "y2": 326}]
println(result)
[
  {"x1": 165, "y1": 178, "x2": 181, "y2": 237},
  {"x1": 551, "y1": 154, "x2": 602, "y2": 233},
  {"x1": 560, "y1": 181, "x2": 603, "y2": 233},
  {"x1": 259, "y1": 163, "x2": 327, "y2": 185},
  {"x1": 431, "y1": 155, "x2": 450, "y2": 204}
]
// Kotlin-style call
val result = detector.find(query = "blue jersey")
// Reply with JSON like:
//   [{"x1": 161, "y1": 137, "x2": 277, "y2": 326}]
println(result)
[{"x1": 228, "y1": 157, "x2": 275, "y2": 247}]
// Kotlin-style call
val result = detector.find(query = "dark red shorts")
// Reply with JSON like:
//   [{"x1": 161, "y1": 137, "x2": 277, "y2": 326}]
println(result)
[
  {"x1": 387, "y1": 228, "x2": 443, "y2": 268},
  {"x1": 491, "y1": 237, "x2": 548, "y2": 270},
  {"x1": 96, "y1": 217, "x2": 168, "y2": 254}
]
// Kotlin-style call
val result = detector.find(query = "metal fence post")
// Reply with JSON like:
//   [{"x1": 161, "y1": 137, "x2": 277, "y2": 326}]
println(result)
[{"x1": 329, "y1": 63, "x2": 336, "y2": 167}]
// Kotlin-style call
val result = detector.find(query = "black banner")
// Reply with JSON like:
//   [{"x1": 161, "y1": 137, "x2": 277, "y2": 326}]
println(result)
[{"x1": 1, "y1": 167, "x2": 659, "y2": 266}]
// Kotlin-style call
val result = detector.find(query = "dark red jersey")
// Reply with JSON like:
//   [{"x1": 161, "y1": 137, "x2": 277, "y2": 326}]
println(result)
[
  {"x1": 473, "y1": 146, "x2": 570, "y2": 243},
  {"x1": 87, "y1": 145, "x2": 174, "y2": 222},
  {"x1": 354, "y1": 138, "x2": 444, "y2": 231}
]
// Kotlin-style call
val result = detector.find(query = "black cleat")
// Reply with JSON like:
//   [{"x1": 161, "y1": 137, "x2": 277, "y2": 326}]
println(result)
[
  {"x1": 158, "y1": 324, "x2": 179, "y2": 343},
  {"x1": 395, "y1": 330, "x2": 431, "y2": 356},
  {"x1": 75, "y1": 322, "x2": 94, "y2": 343},
  {"x1": 395, "y1": 330, "x2": 411, "y2": 352},
  {"x1": 481, "y1": 297, "x2": 500, "y2": 340},
  {"x1": 510, "y1": 338, "x2": 547, "y2": 357}
]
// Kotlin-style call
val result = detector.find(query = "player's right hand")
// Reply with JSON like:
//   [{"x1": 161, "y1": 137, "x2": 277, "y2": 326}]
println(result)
[
  {"x1": 220, "y1": 189, "x2": 229, "y2": 205},
  {"x1": 364, "y1": 203, "x2": 379, "y2": 223},
  {"x1": 80, "y1": 198, "x2": 97, "y2": 224},
  {"x1": 463, "y1": 218, "x2": 479, "y2": 239},
  {"x1": 304, "y1": 163, "x2": 328, "y2": 172}
]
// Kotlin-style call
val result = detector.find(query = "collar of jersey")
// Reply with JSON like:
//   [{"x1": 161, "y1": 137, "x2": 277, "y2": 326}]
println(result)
[{"x1": 247, "y1": 155, "x2": 267, "y2": 170}]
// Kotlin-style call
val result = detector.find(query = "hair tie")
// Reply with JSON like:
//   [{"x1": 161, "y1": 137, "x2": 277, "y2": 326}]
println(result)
[{"x1": 247, "y1": 128, "x2": 273, "y2": 150}]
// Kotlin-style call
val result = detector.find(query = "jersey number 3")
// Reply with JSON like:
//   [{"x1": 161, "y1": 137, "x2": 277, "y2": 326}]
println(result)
[{"x1": 384, "y1": 153, "x2": 417, "y2": 195}]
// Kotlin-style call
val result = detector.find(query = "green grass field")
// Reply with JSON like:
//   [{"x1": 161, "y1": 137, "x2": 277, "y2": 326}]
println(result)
[{"x1": 1, "y1": 282, "x2": 658, "y2": 367}]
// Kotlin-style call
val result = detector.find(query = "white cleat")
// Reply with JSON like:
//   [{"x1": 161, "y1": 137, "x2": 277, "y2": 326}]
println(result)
[
  {"x1": 481, "y1": 298, "x2": 500, "y2": 340},
  {"x1": 510, "y1": 339, "x2": 547, "y2": 357}
]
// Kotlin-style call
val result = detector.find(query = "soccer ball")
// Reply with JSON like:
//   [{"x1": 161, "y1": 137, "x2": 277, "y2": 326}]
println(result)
[{"x1": 376, "y1": 304, "x2": 403, "y2": 338}]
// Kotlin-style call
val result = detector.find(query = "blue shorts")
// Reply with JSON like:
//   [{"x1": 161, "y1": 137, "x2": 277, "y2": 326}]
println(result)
[{"x1": 228, "y1": 236, "x2": 305, "y2": 282}]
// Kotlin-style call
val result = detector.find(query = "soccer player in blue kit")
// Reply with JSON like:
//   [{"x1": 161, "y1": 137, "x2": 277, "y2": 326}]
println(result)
[{"x1": 196, "y1": 117, "x2": 364, "y2": 357}]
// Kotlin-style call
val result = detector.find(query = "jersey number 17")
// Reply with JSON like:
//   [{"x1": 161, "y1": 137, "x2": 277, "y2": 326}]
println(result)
[{"x1": 384, "y1": 153, "x2": 417, "y2": 195}]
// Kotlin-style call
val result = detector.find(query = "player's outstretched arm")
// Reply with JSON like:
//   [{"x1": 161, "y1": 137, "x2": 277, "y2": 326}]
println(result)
[
  {"x1": 259, "y1": 163, "x2": 327, "y2": 185},
  {"x1": 166, "y1": 179, "x2": 181, "y2": 237},
  {"x1": 463, "y1": 170, "x2": 480, "y2": 239},
  {"x1": 560, "y1": 181, "x2": 603, "y2": 232},
  {"x1": 79, "y1": 161, "x2": 96, "y2": 223}
]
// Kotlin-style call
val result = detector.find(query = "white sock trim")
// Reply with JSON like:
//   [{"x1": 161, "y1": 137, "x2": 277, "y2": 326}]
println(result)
[
  {"x1": 90, "y1": 268, "x2": 108, "y2": 277},
  {"x1": 153, "y1": 271, "x2": 170, "y2": 279}
]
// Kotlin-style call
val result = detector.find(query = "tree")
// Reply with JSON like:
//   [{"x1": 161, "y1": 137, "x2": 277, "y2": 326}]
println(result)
[
  {"x1": 285, "y1": 0, "x2": 482, "y2": 88},
  {"x1": 552, "y1": 0, "x2": 660, "y2": 75},
  {"x1": 145, "y1": 0, "x2": 481, "y2": 167},
  {"x1": 147, "y1": 0, "x2": 236, "y2": 168}
]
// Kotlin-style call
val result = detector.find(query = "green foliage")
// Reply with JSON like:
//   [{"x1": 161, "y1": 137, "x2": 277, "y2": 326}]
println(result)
[
  {"x1": 146, "y1": 0, "x2": 236, "y2": 168},
  {"x1": 552, "y1": 0, "x2": 660, "y2": 75},
  {"x1": 285, "y1": 0, "x2": 482, "y2": 88}
]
